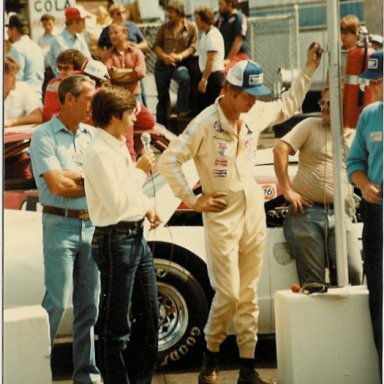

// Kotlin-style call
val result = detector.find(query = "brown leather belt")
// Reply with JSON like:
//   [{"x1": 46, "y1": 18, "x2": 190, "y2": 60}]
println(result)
[{"x1": 43, "y1": 206, "x2": 90, "y2": 221}]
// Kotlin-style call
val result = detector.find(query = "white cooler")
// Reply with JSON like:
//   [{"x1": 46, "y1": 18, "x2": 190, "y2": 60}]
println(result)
[{"x1": 275, "y1": 285, "x2": 380, "y2": 384}]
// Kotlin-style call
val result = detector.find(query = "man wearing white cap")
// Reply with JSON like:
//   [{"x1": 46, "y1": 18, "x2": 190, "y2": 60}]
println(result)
[
  {"x1": 49, "y1": 6, "x2": 92, "y2": 77},
  {"x1": 158, "y1": 42, "x2": 322, "y2": 384}
]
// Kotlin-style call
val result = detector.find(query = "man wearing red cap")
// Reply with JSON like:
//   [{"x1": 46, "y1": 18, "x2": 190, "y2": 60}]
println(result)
[{"x1": 49, "y1": 6, "x2": 92, "y2": 77}]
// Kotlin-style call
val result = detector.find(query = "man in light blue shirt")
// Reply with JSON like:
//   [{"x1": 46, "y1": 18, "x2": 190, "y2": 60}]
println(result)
[
  {"x1": 347, "y1": 50, "x2": 383, "y2": 379},
  {"x1": 49, "y1": 7, "x2": 92, "y2": 76},
  {"x1": 7, "y1": 14, "x2": 45, "y2": 100},
  {"x1": 38, "y1": 13, "x2": 57, "y2": 68},
  {"x1": 30, "y1": 74, "x2": 101, "y2": 384}
]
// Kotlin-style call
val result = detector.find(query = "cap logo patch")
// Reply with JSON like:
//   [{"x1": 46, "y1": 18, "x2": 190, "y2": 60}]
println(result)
[
  {"x1": 368, "y1": 58, "x2": 379, "y2": 70},
  {"x1": 248, "y1": 73, "x2": 263, "y2": 85}
]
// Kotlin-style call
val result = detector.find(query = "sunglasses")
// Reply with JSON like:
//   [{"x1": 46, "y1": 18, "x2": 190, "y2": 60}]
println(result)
[
  {"x1": 318, "y1": 99, "x2": 330, "y2": 108},
  {"x1": 114, "y1": 10, "x2": 126, "y2": 16},
  {"x1": 369, "y1": 78, "x2": 383, "y2": 86},
  {"x1": 340, "y1": 27, "x2": 357, "y2": 35}
]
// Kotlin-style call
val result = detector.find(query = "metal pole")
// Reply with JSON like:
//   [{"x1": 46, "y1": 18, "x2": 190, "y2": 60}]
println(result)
[
  {"x1": 293, "y1": 4, "x2": 300, "y2": 69},
  {"x1": 326, "y1": 0, "x2": 349, "y2": 286}
]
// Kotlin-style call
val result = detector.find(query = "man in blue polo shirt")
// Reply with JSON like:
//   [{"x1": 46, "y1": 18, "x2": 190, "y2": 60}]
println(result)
[
  {"x1": 30, "y1": 74, "x2": 101, "y2": 384},
  {"x1": 49, "y1": 7, "x2": 92, "y2": 77},
  {"x1": 347, "y1": 50, "x2": 383, "y2": 379},
  {"x1": 97, "y1": 3, "x2": 149, "y2": 54}
]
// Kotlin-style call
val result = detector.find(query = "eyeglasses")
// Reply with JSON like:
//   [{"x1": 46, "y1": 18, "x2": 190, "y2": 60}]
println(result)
[
  {"x1": 57, "y1": 64, "x2": 72, "y2": 71},
  {"x1": 318, "y1": 99, "x2": 330, "y2": 108},
  {"x1": 369, "y1": 78, "x2": 383, "y2": 86},
  {"x1": 114, "y1": 10, "x2": 126, "y2": 16},
  {"x1": 340, "y1": 27, "x2": 357, "y2": 35}
]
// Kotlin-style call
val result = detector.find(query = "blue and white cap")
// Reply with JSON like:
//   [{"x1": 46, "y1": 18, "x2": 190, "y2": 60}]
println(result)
[
  {"x1": 359, "y1": 50, "x2": 383, "y2": 80},
  {"x1": 226, "y1": 60, "x2": 271, "y2": 96}
]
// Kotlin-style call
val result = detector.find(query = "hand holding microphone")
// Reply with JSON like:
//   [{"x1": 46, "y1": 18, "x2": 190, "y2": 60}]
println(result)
[
  {"x1": 141, "y1": 132, "x2": 151, "y2": 152},
  {"x1": 136, "y1": 132, "x2": 155, "y2": 175}
]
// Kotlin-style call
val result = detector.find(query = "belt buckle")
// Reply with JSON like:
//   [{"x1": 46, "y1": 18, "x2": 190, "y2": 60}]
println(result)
[{"x1": 78, "y1": 210, "x2": 90, "y2": 221}]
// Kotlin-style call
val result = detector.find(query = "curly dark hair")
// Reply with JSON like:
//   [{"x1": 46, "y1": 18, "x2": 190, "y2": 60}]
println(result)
[{"x1": 56, "y1": 49, "x2": 88, "y2": 70}]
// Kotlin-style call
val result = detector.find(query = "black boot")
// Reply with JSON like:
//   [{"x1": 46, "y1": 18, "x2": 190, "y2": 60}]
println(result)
[
  {"x1": 238, "y1": 358, "x2": 268, "y2": 384},
  {"x1": 198, "y1": 351, "x2": 219, "y2": 384}
]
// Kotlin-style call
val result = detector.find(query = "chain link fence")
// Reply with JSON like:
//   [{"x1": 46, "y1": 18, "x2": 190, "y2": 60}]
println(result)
[
  {"x1": 138, "y1": 11, "x2": 300, "y2": 116},
  {"x1": 138, "y1": 11, "x2": 299, "y2": 89},
  {"x1": 247, "y1": 13, "x2": 300, "y2": 90}
]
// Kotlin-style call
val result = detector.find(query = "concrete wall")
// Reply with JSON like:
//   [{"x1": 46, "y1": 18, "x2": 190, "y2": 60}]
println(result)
[{"x1": 4, "y1": 306, "x2": 52, "y2": 384}]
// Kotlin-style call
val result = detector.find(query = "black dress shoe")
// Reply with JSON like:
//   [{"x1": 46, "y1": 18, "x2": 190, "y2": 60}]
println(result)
[
  {"x1": 198, "y1": 352, "x2": 219, "y2": 384},
  {"x1": 237, "y1": 367, "x2": 268, "y2": 384}
]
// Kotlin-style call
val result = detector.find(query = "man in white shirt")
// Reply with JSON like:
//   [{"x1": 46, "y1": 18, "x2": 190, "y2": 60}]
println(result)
[
  {"x1": 4, "y1": 56, "x2": 43, "y2": 128},
  {"x1": 83, "y1": 87, "x2": 161, "y2": 384},
  {"x1": 194, "y1": 6, "x2": 225, "y2": 113}
]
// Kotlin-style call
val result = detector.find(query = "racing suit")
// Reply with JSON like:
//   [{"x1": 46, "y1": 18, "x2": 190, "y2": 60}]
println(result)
[{"x1": 158, "y1": 65, "x2": 315, "y2": 358}]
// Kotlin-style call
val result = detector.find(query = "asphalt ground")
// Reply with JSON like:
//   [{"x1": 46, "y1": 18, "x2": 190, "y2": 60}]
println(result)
[{"x1": 52, "y1": 336, "x2": 278, "y2": 383}]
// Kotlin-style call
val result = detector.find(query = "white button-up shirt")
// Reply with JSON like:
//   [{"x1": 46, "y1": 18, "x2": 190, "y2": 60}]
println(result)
[
  {"x1": 5, "y1": 81, "x2": 43, "y2": 122},
  {"x1": 83, "y1": 128, "x2": 151, "y2": 226}
]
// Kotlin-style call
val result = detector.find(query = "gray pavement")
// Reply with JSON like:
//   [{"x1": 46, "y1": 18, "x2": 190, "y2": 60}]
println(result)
[{"x1": 53, "y1": 368, "x2": 278, "y2": 383}]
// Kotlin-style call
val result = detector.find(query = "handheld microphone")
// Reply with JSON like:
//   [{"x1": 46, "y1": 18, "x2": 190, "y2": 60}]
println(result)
[{"x1": 141, "y1": 132, "x2": 151, "y2": 152}]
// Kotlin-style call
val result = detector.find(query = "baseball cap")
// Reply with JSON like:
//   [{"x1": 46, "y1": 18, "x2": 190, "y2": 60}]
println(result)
[
  {"x1": 226, "y1": 60, "x2": 271, "y2": 96},
  {"x1": 370, "y1": 34, "x2": 383, "y2": 48},
  {"x1": 359, "y1": 50, "x2": 383, "y2": 80},
  {"x1": 7, "y1": 14, "x2": 28, "y2": 30},
  {"x1": 65, "y1": 6, "x2": 89, "y2": 21},
  {"x1": 81, "y1": 60, "x2": 110, "y2": 81}
]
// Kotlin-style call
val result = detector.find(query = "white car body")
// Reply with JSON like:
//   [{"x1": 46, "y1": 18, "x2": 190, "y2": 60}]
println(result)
[{"x1": 4, "y1": 145, "x2": 363, "y2": 368}]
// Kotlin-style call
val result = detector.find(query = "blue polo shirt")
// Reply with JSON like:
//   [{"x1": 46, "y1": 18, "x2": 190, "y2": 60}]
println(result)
[
  {"x1": 49, "y1": 28, "x2": 92, "y2": 76},
  {"x1": 9, "y1": 35, "x2": 45, "y2": 99},
  {"x1": 97, "y1": 20, "x2": 145, "y2": 49},
  {"x1": 30, "y1": 115, "x2": 96, "y2": 210},
  {"x1": 215, "y1": 10, "x2": 249, "y2": 57},
  {"x1": 347, "y1": 101, "x2": 383, "y2": 199}
]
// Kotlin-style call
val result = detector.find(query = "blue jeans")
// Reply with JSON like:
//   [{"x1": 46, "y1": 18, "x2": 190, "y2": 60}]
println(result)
[
  {"x1": 92, "y1": 223, "x2": 159, "y2": 384},
  {"x1": 42, "y1": 214, "x2": 101, "y2": 384},
  {"x1": 283, "y1": 205, "x2": 362, "y2": 286},
  {"x1": 360, "y1": 199, "x2": 383, "y2": 375},
  {"x1": 154, "y1": 61, "x2": 191, "y2": 125}
]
